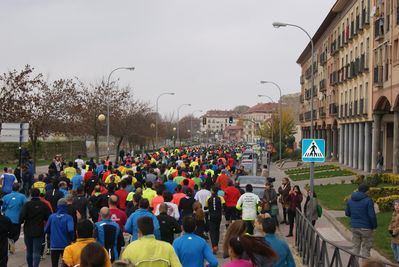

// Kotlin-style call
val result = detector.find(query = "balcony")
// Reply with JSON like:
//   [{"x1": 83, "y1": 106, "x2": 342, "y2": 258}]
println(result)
[
  {"x1": 299, "y1": 113, "x2": 304, "y2": 122},
  {"x1": 339, "y1": 104, "x2": 343, "y2": 118},
  {"x1": 330, "y1": 40, "x2": 338, "y2": 56},
  {"x1": 320, "y1": 52, "x2": 327, "y2": 66},
  {"x1": 374, "y1": 65, "x2": 384, "y2": 87},
  {"x1": 319, "y1": 108, "x2": 326, "y2": 119},
  {"x1": 359, "y1": 99, "x2": 364, "y2": 115},
  {"x1": 350, "y1": 21, "x2": 355, "y2": 39},
  {"x1": 356, "y1": 15, "x2": 361, "y2": 32},
  {"x1": 330, "y1": 71, "x2": 338, "y2": 86},
  {"x1": 329, "y1": 103, "x2": 337, "y2": 115},
  {"x1": 354, "y1": 100, "x2": 358, "y2": 116},
  {"x1": 305, "y1": 67, "x2": 312, "y2": 79},
  {"x1": 375, "y1": 17, "x2": 384, "y2": 40},
  {"x1": 319, "y1": 79, "x2": 326, "y2": 92},
  {"x1": 362, "y1": 8, "x2": 370, "y2": 26},
  {"x1": 345, "y1": 103, "x2": 348, "y2": 117},
  {"x1": 340, "y1": 32, "x2": 345, "y2": 48}
]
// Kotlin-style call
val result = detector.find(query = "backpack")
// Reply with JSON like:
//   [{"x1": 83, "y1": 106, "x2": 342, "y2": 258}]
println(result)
[{"x1": 316, "y1": 204, "x2": 323, "y2": 218}]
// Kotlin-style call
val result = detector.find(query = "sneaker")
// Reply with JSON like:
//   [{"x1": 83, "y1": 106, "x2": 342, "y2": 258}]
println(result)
[
  {"x1": 8, "y1": 239, "x2": 15, "y2": 254},
  {"x1": 46, "y1": 248, "x2": 50, "y2": 255}
]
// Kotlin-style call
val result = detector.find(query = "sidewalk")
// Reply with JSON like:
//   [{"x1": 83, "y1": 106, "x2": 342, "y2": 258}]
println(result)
[{"x1": 271, "y1": 163, "x2": 393, "y2": 265}]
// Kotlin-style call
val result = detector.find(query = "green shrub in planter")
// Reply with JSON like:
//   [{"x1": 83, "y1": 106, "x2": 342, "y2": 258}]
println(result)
[
  {"x1": 354, "y1": 175, "x2": 365, "y2": 185},
  {"x1": 363, "y1": 174, "x2": 382, "y2": 187},
  {"x1": 367, "y1": 187, "x2": 399, "y2": 201},
  {"x1": 376, "y1": 195, "x2": 399, "y2": 212}
]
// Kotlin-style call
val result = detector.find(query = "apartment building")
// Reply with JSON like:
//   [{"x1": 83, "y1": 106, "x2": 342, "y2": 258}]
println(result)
[
  {"x1": 241, "y1": 103, "x2": 278, "y2": 143},
  {"x1": 299, "y1": 0, "x2": 373, "y2": 171},
  {"x1": 371, "y1": 0, "x2": 399, "y2": 173},
  {"x1": 200, "y1": 110, "x2": 238, "y2": 136}
]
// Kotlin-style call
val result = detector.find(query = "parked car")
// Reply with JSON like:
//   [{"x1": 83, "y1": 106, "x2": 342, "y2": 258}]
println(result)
[{"x1": 236, "y1": 175, "x2": 266, "y2": 198}]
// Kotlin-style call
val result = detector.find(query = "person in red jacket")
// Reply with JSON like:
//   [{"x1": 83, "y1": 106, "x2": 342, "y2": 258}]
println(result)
[
  {"x1": 216, "y1": 170, "x2": 230, "y2": 190},
  {"x1": 223, "y1": 179, "x2": 241, "y2": 228},
  {"x1": 114, "y1": 180, "x2": 129, "y2": 210},
  {"x1": 286, "y1": 185, "x2": 303, "y2": 237}
]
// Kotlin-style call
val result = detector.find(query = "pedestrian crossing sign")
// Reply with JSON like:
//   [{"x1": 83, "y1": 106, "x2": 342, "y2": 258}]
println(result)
[{"x1": 302, "y1": 139, "x2": 325, "y2": 162}]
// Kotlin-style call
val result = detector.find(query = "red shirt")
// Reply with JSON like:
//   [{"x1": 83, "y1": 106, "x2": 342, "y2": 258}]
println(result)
[
  {"x1": 172, "y1": 192, "x2": 186, "y2": 206},
  {"x1": 224, "y1": 186, "x2": 241, "y2": 207},
  {"x1": 151, "y1": 195, "x2": 164, "y2": 211},
  {"x1": 99, "y1": 208, "x2": 127, "y2": 232},
  {"x1": 180, "y1": 178, "x2": 195, "y2": 190},
  {"x1": 115, "y1": 189, "x2": 128, "y2": 210},
  {"x1": 102, "y1": 171, "x2": 111, "y2": 182},
  {"x1": 84, "y1": 171, "x2": 93, "y2": 182},
  {"x1": 216, "y1": 174, "x2": 230, "y2": 190}
]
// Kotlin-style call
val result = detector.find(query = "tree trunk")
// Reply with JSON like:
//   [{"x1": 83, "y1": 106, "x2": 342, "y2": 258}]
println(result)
[
  {"x1": 31, "y1": 134, "x2": 38, "y2": 173},
  {"x1": 94, "y1": 133, "x2": 100, "y2": 162},
  {"x1": 115, "y1": 136, "x2": 124, "y2": 163}
]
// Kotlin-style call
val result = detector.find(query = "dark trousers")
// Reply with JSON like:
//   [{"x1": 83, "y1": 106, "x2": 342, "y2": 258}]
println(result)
[
  {"x1": 287, "y1": 209, "x2": 296, "y2": 235},
  {"x1": 0, "y1": 238, "x2": 8, "y2": 267},
  {"x1": 244, "y1": 220, "x2": 254, "y2": 235},
  {"x1": 51, "y1": 249, "x2": 64, "y2": 267},
  {"x1": 209, "y1": 218, "x2": 221, "y2": 247},
  {"x1": 24, "y1": 235, "x2": 43, "y2": 267},
  {"x1": 10, "y1": 223, "x2": 21, "y2": 242},
  {"x1": 282, "y1": 207, "x2": 288, "y2": 222}
]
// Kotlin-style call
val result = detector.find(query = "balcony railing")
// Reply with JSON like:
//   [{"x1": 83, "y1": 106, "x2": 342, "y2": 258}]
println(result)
[
  {"x1": 319, "y1": 79, "x2": 326, "y2": 92},
  {"x1": 374, "y1": 65, "x2": 383, "y2": 87},
  {"x1": 320, "y1": 52, "x2": 327, "y2": 66},
  {"x1": 329, "y1": 103, "x2": 337, "y2": 115},
  {"x1": 362, "y1": 8, "x2": 370, "y2": 25},
  {"x1": 354, "y1": 100, "x2": 358, "y2": 116},
  {"x1": 359, "y1": 99, "x2": 364, "y2": 115},
  {"x1": 375, "y1": 17, "x2": 384, "y2": 39},
  {"x1": 339, "y1": 104, "x2": 343, "y2": 118},
  {"x1": 319, "y1": 108, "x2": 326, "y2": 119},
  {"x1": 345, "y1": 103, "x2": 348, "y2": 117}
]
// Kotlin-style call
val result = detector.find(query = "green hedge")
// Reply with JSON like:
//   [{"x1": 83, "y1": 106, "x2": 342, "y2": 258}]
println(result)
[
  {"x1": 285, "y1": 164, "x2": 339, "y2": 175},
  {"x1": 376, "y1": 195, "x2": 399, "y2": 212}
]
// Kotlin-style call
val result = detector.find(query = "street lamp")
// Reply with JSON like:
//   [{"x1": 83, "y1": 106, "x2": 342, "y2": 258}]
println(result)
[
  {"x1": 177, "y1": 103, "x2": 191, "y2": 145},
  {"x1": 272, "y1": 21, "x2": 316, "y2": 197},
  {"x1": 106, "y1": 66, "x2": 135, "y2": 157},
  {"x1": 155, "y1": 92, "x2": 175, "y2": 147},
  {"x1": 172, "y1": 127, "x2": 177, "y2": 147},
  {"x1": 260, "y1": 81, "x2": 282, "y2": 162},
  {"x1": 191, "y1": 110, "x2": 203, "y2": 141}
]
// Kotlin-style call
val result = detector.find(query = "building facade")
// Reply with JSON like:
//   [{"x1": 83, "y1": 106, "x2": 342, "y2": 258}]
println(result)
[
  {"x1": 299, "y1": 0, "x2": 399, "y2": 173},
  {"x1": 200, "y1": 110, "x2": 238, "y2": 140}
]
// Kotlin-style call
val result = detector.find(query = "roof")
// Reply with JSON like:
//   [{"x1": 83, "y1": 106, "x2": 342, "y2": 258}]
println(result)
[
  {"x1": 296, "y1": 0, "x2": 349, "y2": 64},
  {"x1": 203, "y1": 110, "x2": 239, "y2": 118},
  {"x1": 244, "y1": 103, "x2": 278, "y2": 114}
]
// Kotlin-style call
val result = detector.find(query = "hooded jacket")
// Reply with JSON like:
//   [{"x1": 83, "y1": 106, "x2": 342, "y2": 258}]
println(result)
[
  {"x1": 345, "y1": 191, "x2": 377, "y2": 229},
  {"x1": 125, "y1": 208, "x2": 160, "y2": 241},
  {"x1": 45, "y1": 204, "x2": 74, "y2": 249}
]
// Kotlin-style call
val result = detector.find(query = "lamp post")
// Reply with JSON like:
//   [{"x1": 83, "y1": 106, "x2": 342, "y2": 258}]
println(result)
[
  {"x1": 106, "y1": 66, "x2": 135, "y2": 157},
  {"x1": 155, "y1": 92, "x2": 175, "y2": 147},
  {"x1": 172, "y1": 127, "x2": 177, "y2": 147},
  {"x1": 260, "y1": 81, "x2": 282, "y2": 162},
  {"x1": 272, "y1": 21, "x2": 315, "y2": 197},
  {"x1": 191, "y1": 110, "x2": 203, "y2": 142},
  {"x1": 177, "y1": 103, "x2": 192, "y2": 146}
]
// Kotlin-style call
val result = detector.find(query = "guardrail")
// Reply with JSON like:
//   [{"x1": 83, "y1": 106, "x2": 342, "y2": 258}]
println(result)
[{"x1": 294, "y1": 209, "x2": 397, "y2": 267}]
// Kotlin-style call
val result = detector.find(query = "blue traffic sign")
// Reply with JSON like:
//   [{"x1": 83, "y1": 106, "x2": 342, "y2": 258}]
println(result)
[{"x1": 302, "y1": 139, "x2": 325, "y2": 162}]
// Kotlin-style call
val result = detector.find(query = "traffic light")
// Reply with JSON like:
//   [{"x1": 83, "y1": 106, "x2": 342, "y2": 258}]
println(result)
[
  {"x1": 229, "y1": 116, "x2": 233, "y2": 124},
  {"x1": 202, "y1": 117, "x2": 207, "y2": 125}
]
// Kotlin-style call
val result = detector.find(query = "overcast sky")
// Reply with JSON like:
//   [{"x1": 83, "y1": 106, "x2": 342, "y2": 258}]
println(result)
[{"x1": 0, "y1": 0, "x2": 335, "y2": 118}]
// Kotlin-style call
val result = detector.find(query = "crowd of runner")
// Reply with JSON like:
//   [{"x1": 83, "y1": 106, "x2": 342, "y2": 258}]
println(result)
[{"x1": 0, "y1": 145, "x2": 297, "y2": 267}]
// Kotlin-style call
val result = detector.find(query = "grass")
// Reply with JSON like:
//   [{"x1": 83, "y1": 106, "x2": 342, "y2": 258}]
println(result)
[
  {"x1": 285, "y1": 164, "x2": 338, "y2": 175},
  {"x1": 337, "y1": 212, "x2": 394, "y2": 261},
  {"x1": 314, "y1": 184, "x2": 358, "y2": 210},
  {"x1": 289, "y1": 169, "x2": 355, "y2": 181}
]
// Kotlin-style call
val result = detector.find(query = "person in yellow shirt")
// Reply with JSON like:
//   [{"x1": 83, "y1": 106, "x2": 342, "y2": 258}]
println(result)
[
  {"x1": 32, "y1": 174, "x2": 46, "y2": 195},
  {"x1": 63, "y1": 162, "x2": 76, "y2": 180},
  {"x1": 121, "y1": 216, "x2": 181, "y2": 267},
  {"x1": 63, "y1": 219, "x2": 111, "y2": 267},
  {"x1": 142, "y1": 181, "x2": 157, "y2": 203},
  {"x1": 104, "y1": 173, "x2": 121, "y2": 184}
]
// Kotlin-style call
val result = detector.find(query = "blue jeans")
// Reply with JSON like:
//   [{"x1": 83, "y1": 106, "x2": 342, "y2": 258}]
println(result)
[
  {"x1": 24, "y1": 235, "x2": 43, "y2": 267},
  {"x1": 392, "y1": 243, "x2": 399, "y2": 262}
]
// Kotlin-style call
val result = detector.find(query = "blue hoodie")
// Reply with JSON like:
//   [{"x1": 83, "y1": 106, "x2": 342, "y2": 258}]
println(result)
[
  {"x1": 45, "y1": 204, "x2": 74, "y2": 249},
  {"x1": 2, "y1": 191, "x2": 27, "y2": 224},
  {"x1": 125, "y1": 208, "x2": 160, "y2": 241},
  {"x1": 345, "y1": 191, "x2": 377, "y2": 229}
]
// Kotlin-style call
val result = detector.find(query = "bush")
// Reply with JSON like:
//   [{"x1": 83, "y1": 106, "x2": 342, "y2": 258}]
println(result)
[
  {"x1": 363, "y1": 174, "x2": 382, "y2": 187},
  {"x1": 376, "y1": 195, "x2": 399, "y2": 212},
  {"x1": 367, "y1": 187, "x2": 399, "y2": 201},
  {"x1": 381, "y1": 173, "x2": 399, "y2": 185},
  {"x1": 353, "y1": 175, "x2": 365, "y2": 185}
]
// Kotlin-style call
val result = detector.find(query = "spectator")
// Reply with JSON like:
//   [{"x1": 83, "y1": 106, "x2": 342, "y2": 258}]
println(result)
[
  {"x1": 45, "y1": 198, "x2": 75, "y2": 267},
  {"x1": 0, "y1": 211, "x2": 12, "y2": 267},
  {"x1": 262, "y1": 182, "x2": 278, "y2": 224},
  {"x1": 1, "y1": 183, "x2": 26, "y2": 254},
  {"x1": 304, "y1": 187, "x2": 319, "y2": 226},
  {"x1": 63, "y1": 219, "x2": 111, "y2": 267},
  {"x1": 80, "y1": 242, "x2": 110, "y2": 267},
  {"x1": 345, "y1": 184, "x2": 377, "y2": 257},
  {"x1": 95, "y1": 207, "x2": 124, "y2": 262},
  {"x1": 389, "y1": 199, "x2": 399, "y2": 263},
  {"x1": 277, "y1": 177, "x2": 291, "y2": 225},
  {"x1": 125, "y1": 198, "x2": 160, "y2": 241},
  {"x1": 236, "y1": 184, "x2": 261, "y2": 235},
  {"x1": 121, "y1": 216, "x2": 181, "y2": 267},
  {"x1": 20, "y1": 188, "x2": 52, "y2": 267},
  {"x1": 262, "y1": 217, "x2": 295, "y2": 267},
  {"x1": 286, "y1": 185, "x2": 303, "y2": 238},
  {"x1": 173, "y1": 216, "x2": 218, "y2": 267},
  {"x1": 157, "y1": 203, "x2": 181, "y2": 244}
]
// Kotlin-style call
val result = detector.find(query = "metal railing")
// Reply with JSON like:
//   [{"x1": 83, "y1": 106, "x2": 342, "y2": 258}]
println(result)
[{"x1": 294, "y1": 209, "x2": 397, "y2": 267}]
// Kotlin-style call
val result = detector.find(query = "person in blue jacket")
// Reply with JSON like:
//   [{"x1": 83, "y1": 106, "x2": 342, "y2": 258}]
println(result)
[
  {"x1": 173, "y1": 216, "x2": 218, "y2": 267},
  {"x1": 262, "y1": 217, "x2": 295, "y2": 267},
  {"x1": 95, "y1": 207, "x2": 124, "y2": 262},
  {"x1": 45, "y1": 198, "x2": 74, "y2": 267},
  {"x1": 1, "y1": 183, "x2": 26, "y2": 253},
  {"x1": 345, "y1": 184, "x2": 377, "y2": 257},
  {"x1": 125, "y1": 198, "x2": 160, "y2": 241}
]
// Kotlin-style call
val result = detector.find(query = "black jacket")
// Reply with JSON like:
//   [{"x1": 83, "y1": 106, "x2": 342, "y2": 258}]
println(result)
[
  {"x1": 157, "y1": 212, "x2": 181, "y2": 244},
  {"x1": 45, "y1": 189, "x2": 64, "y2": 212},
  {"x1": 20, "y1": 198, "x2": 51, "y2": 237}
]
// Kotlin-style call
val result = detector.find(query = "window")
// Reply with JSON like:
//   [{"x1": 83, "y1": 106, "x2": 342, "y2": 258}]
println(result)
[{"x1": 394, "y1": 39, "x2": 399, "y2": 63}]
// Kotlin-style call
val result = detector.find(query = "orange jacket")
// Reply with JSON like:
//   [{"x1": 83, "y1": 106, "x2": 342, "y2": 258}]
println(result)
[{"x1": 63, "y1": 238, "x2": 111, "y2": 267}]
